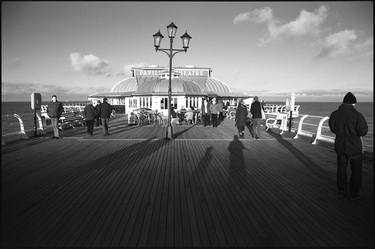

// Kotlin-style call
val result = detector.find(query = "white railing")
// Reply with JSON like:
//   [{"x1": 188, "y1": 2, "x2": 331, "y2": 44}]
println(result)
[
  {"x1": 12, "y1": 114, "x2": 26, "y2": 136},
  {"x1": 265, "y1": 113, "x2": 289, "y2": 135},
  {"x1": 36, "y1": 113, "x2": 45, "y2": 135},
  {"x1": 263, "y1": 104, "x2": 300, "y2": 118},
  {"x1": 6, "y1": 114, "x2": 45, "y2": 137},
  {"x1": 293, "y1": 115, "x2": 335, "y2": 144}
]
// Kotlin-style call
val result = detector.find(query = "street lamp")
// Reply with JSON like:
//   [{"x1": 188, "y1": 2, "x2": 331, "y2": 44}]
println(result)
[{"x1": 153, "y1": 22, "x2": 192, "y2": 140}]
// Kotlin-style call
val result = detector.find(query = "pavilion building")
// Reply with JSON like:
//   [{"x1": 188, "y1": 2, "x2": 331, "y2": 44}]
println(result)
[{"x1": 88, "y1": 65, "x2": 250, "y2": 115}]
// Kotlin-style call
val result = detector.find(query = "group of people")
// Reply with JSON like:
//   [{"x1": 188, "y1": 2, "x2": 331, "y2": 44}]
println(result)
[
  {"x1": 232, "y1": 92, "x2": 368, "y2": 202},
  {"x1": 83, "y1": 97, "x2": 114, "y2": 136},
  {"x1": 47, "y1": 92, "x2": 368, "y2": 201},
  {"x1": 235, "y1": 96, "x2": 265, "y2": 139},
  {"x1": 200, "y1": 97, "x2": 225, "y2": 127},
  {"x1": 46, "y1": 95, "x2": 114, "y2": 138}
]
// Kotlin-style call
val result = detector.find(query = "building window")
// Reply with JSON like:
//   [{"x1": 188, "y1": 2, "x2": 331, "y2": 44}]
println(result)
[
  {"x1": 149, "y1": 97, "x2": 152, "y2": 108},
  {"x1": 129, "y1": 98, "x2": 137, "y2": 108},
  {"x1": 161, "y1": 98, "x2": 167, "y2": 109}
]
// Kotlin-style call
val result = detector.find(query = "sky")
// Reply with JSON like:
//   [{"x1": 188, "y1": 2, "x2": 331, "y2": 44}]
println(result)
[{"x1": 1, "y1": 1, "x2": 373, "y2": 102}]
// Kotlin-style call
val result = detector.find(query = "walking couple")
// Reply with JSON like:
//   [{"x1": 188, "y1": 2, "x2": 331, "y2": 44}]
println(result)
[{"x1": 235, "y1": 96, "x2": 263, "y2": 139}]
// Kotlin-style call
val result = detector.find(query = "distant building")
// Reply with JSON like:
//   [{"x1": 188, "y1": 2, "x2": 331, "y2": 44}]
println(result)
[{"x1": 88, "y1": 66, "x2": 250, "y2": 115}]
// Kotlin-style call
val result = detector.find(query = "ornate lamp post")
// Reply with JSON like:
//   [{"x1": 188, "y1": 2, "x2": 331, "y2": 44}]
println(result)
[{"x1": 153, "y1": 22, "x2": 192, "y2": 139}]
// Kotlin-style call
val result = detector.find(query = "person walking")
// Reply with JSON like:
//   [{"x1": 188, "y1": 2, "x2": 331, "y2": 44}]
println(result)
[
  {"x1": 47, "y1": 95, "x2": 64, "y2": 139},
  {"x1": 235, "y1": 99, "x2": 248, "y2": 138},
  {"x1": 94, "y1": 100, "x2": 102, "y2": 127},
  {"x1": 99, "y1": 97, "x2": 113, "y2": 136},
  {"x1": 250, "y1": 96, "x2": 262, "y2": 139},
  {"x1": 210, "y1": 97, "x2": 220, "y2": 127},
  {"x1": 217, "y1": 99, "x2": 225, "y2": 122},
  {"x1": 201, "y1": 98, "x2": 211, "y2": 127},
  {"x1": 329, "y1": 92, "x2": 368, "y2": 200},
  {"x1": 83, "y1": 101, "x2": 96, "y2": 136}
]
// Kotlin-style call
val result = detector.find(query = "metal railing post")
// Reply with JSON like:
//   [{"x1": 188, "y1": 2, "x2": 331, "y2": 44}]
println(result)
[
  {"x1": 13, "y1": 114, "x2": 27, "y2": 137},
  {"x1": 312, "y1": 116, "x2": 329, "y2": 144},
  {"x1": 36, "y1": 113, "x2": 45, "y2": 135},
  {"x1": 293, "y1": 115, "x2": 309, "y2": 139}
]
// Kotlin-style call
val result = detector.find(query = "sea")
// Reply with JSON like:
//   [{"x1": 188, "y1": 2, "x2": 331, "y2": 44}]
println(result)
[{"x1": 1, "y1": 101, "x2": 373, "y2": 153}]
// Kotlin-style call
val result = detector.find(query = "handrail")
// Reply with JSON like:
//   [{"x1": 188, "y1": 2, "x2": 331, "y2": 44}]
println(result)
[
  {"x1": 12, "y1": 114, "x2": 27, "y2": 137},
  {"x1": 293, "y1": 115, "x2": 310, "y2": 139},
  {"x1": 36, "y1": 113, "x2": 45, "y2": 135},
  {"x1": 293, "y1": 115, "x2": 335, "y2": 144}
]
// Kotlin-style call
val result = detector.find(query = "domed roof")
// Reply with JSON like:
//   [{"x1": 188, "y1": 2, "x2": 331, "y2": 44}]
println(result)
[
  {"x1": 134, "y1": 78, "x2": 203, "y2": 96},
  {"x1": 110, "y1": 74, "x2": 232, "y2": 96},
  {"x1": 205, "y1": 78, "x2": 231, "y2": 94},
  {"x1": 111, "y1": 77, "x2": 137, "y2": 93}
]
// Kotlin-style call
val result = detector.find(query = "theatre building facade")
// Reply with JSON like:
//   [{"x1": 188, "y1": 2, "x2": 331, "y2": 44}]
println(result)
[{"x1": 88, "y1": 66, "x2": 250, "y2": 115}]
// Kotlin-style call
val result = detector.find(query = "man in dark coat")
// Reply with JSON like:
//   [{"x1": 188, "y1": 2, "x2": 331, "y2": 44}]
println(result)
[
  {"x1": 235, "y1": 99, "x2": 248, "y2": 138},
  {"x1": 250, "y1": 96, "x2": 262, "y2": 139},
  {"x1": 329, "y1": 92, "x2": 368, "y2": 200},
  {"x1": 83, "y1": 101, "x2": 96, "y2": 136},
  {"x1": 47, "y1": 95, "x2": 64, "y2": 139},
  {"x1": 201, "y1": 98, "x2": 211, "y2": 127},
  {"x1": 94, "y1": 100, "x2": 102, "y2": 126},
  {"x1": 99, "y1": 97, "x2": 113, "y2": 136}
]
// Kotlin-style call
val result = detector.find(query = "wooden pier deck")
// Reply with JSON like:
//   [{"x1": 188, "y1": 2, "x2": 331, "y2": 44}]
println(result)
[{"x1": 1, "y1": 117, "x2": 373, "y2": 247}]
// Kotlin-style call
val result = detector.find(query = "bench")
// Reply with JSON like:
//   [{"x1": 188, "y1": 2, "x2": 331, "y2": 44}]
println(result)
[{"x1": 265, "y1": 113, "x2": 289, "y2": 134}]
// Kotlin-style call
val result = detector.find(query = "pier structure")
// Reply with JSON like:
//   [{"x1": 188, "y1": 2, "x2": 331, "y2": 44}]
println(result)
[
  {"x1": 1, "y1": 116, "x2": 373, "y2": 247},
  {"x1": 88, "y1": 66, "x2": 250, "y2": 116}
]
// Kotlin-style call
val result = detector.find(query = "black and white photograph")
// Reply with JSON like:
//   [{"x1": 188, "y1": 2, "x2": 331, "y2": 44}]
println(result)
[{"x1": 1, "y1": 1, "x2": 373, "y2": 248}]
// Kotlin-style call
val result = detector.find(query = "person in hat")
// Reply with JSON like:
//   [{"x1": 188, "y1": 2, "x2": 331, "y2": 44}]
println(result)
[
  {"x1": 329, "y1": 92, "x2": 368, "y2": 201},
  {"x1": 99, "y1": 97, "x2": 114, "y2": 136},
  {"x1": 235, "y1": 98, "x2": 248, "y2": 138},
  {"x1": 83, "y1": 100, "x2": 96, "y2": 136},
  {"x1": 47, "y1": 94, "x2": 64, "y2": 139},
  {"x1": 94, "y1": 100, "x2": 102, "y2": 127}
]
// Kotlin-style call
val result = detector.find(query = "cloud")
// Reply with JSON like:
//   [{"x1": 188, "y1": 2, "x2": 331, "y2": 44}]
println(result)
[
  {"x1": 355, "y1": 37, "x2": 373, "y2": 57},
  {"x1": 273, "y1": 5, "x2": 328, "y2": 37},
  {"x1": 316, "y1": 30, "x2": 357, "y2": 58},
  {"x1": 233, "y1": 7, "x2": 273, "y2": 24},
  {"x1": 251, "y1": 7, "x2": 274, "y2": 24},
  {"x1": 70, "y1": 52, "x2": 112, "y2": 76},
  {"x1": 233, "y1": 12, "x2": 251, "y2": 24},
  {"x1": 1, "y1": 82, "x2": 109, "y2": 101},
  {"x1": 235, "y1": 5, "x2": 328, "y2": 44},
  {"x1": 294, "y1": 89, "x2": 373, "y2": 99}
]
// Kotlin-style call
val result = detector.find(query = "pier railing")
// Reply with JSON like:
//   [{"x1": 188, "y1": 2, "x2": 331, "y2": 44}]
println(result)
[
  {"x1": 2, "y1": 109, "x2": 336, "y2": 146},
  {"x1": 293, "y1": 115, "x2": 335, "y2": 144},
  {"x1": 264, "y1": 112, "x2": 335, "y2": 145}
]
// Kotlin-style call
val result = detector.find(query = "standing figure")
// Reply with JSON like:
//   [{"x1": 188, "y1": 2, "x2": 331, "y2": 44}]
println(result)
[
  {"x1": 217, "y1": 99, "x2": 224, "y2": 122},
  {"x1": 235, "y1": 99, "x2": 248, "y2": 138},
  {"x1": 94, "y1": 100, "x2": 102, "y2": 127},
  {"x1": 329, "y1": 92, "x2": 368, "y2": 200},
  {"x1": 84, "y1": 101, "x2": 96, "y2": 136},
  {"x1": 250, "y1": 96, "x2": 262, "y2": 139},
  {"x1": 99, "y1": 97, "x2": 113, "y2": 136},
  {"x1": 201, "y1": 98, "x2": 211, "y2": 127},
  {"x1": 47, "y1": 95, "x2": 64, "y2": 139},
  {"x1": 210, "y1": 98, "x2": 220, "y2": 127}
]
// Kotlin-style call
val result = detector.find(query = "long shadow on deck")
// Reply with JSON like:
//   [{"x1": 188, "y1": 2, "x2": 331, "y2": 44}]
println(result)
[
  {"x1": 266, "y1": 130, "x2": 334, "y2": 184},
  {"x1": 227, "y1": 135, "x2": 246, "y2": 177},
  {"x1": 173, "y1": 124, "x2": 196, "y2": 139}
]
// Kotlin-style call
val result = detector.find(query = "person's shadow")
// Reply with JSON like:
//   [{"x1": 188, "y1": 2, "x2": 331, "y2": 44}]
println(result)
[
  {"x1": 227, "y1": 135, "x2": 247, "y2": 181},
  {"x1": 189, "y1": 146, "x2": 214, "y2": 198}
]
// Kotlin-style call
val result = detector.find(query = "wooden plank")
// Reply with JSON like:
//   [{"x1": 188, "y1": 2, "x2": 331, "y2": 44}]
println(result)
[{"x1": 1, "y1": 119, "x2": 373, "y2": 247}]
